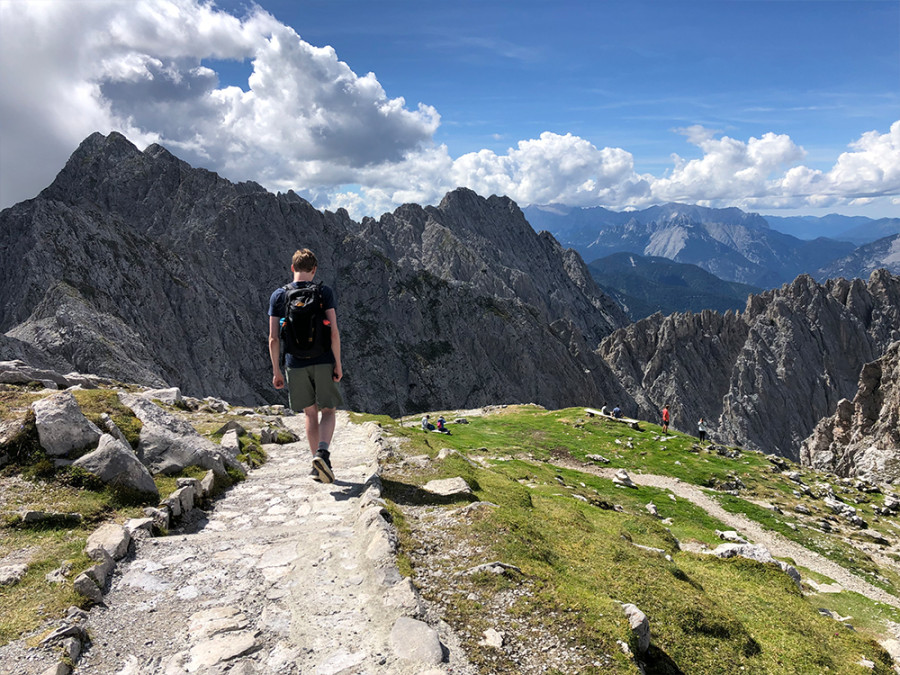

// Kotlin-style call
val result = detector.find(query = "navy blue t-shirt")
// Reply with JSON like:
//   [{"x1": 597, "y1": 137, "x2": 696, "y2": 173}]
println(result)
[{"x1": 269, "y1": 281, "x2": 337, "y2": 369}]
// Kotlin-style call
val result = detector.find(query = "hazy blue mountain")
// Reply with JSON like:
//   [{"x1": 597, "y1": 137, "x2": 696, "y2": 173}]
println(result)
[
  {"x1": 836, "y1": 217, "x2": 900, "y2": 246},
  {"x1": 817, "y1": 233, "x2": 900, "y2": 281},
  {"x1": 762, "y1": 213, "x2": 871, "y2": 241},
  {"x1": 587, "y1": 252, "x2": 761, "y2": 320},
  {"x1": 523, "y1": 203, "x2": 855, "y2": 287}
]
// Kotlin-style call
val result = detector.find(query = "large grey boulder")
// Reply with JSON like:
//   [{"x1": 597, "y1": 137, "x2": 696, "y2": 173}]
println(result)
[
  {"x1": 85, "y1": 523, "x2": 131, "y2": 561},
  {"x1": 72, "y1": 434, "x2": 158, "y2": 497},
  {"x1": 142, "y1": 387, "x2": 183, "y2": 406},
  {"x1": 119, "y1": 393, "x2": 243, "y2": 476},
  {"x1": 422, "y1": 477, "x2": 471, "y2": 497},
  {"x1": 32, "y1": 391, "x2": 102, "y2": 457}
]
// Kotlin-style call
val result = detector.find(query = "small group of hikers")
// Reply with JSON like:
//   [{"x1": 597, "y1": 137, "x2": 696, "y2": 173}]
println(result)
[
  {"x1": 661, "y1": 405, "x2": 708, "y2": 443},
  {"x1": 421, "y1": 414, "x2": 452, "y2": 435},
  {"x1": 599, "y1": 403, "x2": 624, "y2": 419},
  {"x1": 600, "y1": 402, "x2": 708, "y2": 443}
]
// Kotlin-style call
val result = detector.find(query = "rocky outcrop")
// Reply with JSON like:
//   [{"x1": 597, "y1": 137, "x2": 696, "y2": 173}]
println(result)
[
  {"x1": 0, "y1": 132, "x2": 629, "y2": 416},
  {"x1": 598, "y1": 271, "x2": 900, "y2": 459},
  {"x1": 801, "y1": 341, "x2": 900, "y2": 479},
  {"x1": 118, "y1": 393, "x2": 241, "y2": 476},
  {"x1": 73, "y1": 434, "x2": 159, "y2": 497}
]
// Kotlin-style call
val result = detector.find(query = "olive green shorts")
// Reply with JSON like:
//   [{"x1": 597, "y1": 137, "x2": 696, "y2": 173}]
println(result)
[{"x1": 286, "y1": 363, "x2": 344, "y2": 411}]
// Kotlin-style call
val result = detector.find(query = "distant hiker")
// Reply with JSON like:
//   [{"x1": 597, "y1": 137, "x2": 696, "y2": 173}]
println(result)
[
  {"x1": 662, "y1": 406, "x2": 670, "y2": 433},
  {"x1": 422, "y1": 414, "x2": 435, "y2": 432},
  {"x1": 600, "y1": 403, "x2": 609, "y2": 416},
  {"x1": 612, "y1": 406, "x2": 623, "y2": 419},
  {"x1": 437, "y1": 416, "x2": 451, "y2": 435},
  {"x1": 697, "y1": 418, "x2": 707, "y2": 443},
  {"x1": 269, "y1": 248, "x2": 343, "y2": 483}
]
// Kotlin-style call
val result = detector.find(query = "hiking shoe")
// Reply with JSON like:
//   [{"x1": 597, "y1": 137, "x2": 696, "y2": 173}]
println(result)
[
  {"x1": 312, "y1": 450, "x2": 334, "y2": 484},
  {"x1": 309, "y1": 466, "x2": 321, "y2": 482}
]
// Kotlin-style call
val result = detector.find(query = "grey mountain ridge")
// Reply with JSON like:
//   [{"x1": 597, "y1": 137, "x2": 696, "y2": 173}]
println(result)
[
  {"x1": 2, "y1": 131, "x2": 899, "y2": 469},
  {"x1": 817, "y1": 233, "x2": 900, "y2": 281},
  {"x1": 0, "y1": 131, "x2": 631, "y2": 416}
]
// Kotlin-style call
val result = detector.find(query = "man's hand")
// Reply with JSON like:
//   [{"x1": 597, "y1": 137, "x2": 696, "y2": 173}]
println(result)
[
  {"x1": 333, "y1": 363, "x2": 343, "y2": 382},
  {"x1": 273, "y1": 373, "x2": 285, "y2": 389}
]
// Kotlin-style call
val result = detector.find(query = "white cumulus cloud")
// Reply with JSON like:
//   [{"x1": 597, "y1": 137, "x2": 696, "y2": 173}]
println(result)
[{"x1": 0, "y1": 0, "x2": 898, "y2": 221}]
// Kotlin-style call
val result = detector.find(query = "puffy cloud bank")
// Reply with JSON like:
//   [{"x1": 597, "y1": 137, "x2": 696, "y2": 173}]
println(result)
[{"x1": 1, "y1": 0, "x2": 898, "y2": 219}]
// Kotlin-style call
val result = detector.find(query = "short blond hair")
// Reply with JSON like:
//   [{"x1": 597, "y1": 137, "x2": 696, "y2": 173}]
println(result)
[{"x1": 292, "y1": 248, "x2": 318, "y2": 272}]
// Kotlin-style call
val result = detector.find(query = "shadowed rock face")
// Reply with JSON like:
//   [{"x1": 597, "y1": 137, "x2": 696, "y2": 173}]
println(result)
[
  {"x1": 801, "y1": 340, "x2": 900, "y2": 479},
  {"x1": 0, "y1": 132, "x2": 630, "y2": 416},
  {"x1": 598, "y1": 271, "x2": 900, "y2": 459}
]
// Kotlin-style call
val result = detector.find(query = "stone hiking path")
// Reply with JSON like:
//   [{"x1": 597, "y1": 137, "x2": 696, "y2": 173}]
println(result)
[{"x1": 64, "y1": 413, "x2": 471, "y2": 675}]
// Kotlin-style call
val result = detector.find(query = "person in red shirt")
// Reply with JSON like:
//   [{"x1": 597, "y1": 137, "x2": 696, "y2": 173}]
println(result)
[{"x1": 661, "y1": 406, "x2": 670, "y2": 433}]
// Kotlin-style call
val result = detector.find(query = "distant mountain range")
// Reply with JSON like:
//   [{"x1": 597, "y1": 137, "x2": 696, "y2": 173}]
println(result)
[
  {"x1": 524, "y1": 203, "x2": 898, "y2": 288},
  {"x1": 817, "y1": 233, "x2": 900, "y2": 281},
  {"x1": 523, "y1": 203, "x2": 855, "y2": 287},
  {"x1": 764, "y1": 213, "x2": 900, "y2": 245},
  {"x1": 587, "y1": 252, "x2": 760, "y2": 320}
]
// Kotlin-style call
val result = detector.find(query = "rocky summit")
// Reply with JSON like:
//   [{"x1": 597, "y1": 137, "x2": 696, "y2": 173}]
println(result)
[
  {"x1": 802, "y1": 340, "x2": 900, "y2": 481},
  {"x1": 599, "y1": 271, "x2": 900, "y2": 461},
  {"x1": 0, "y1": 132, "x2": 628, "y2": 416}
]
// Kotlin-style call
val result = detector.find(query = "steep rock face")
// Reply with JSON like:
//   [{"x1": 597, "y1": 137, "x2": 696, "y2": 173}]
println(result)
[
  {"x1": 598, "y1": 271, "x2": 900, "y2": 459},
  {"x1": 801, "y1": 341, "x2": 900, "y2": 479},
  {"x1": 0, "y1": 132, "x2": 630, "y2": 415}
]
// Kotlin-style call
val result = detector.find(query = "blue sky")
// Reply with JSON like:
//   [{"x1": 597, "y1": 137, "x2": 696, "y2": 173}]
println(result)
[
  {"x1": 244, "y1": 0, "x2": 897, "y2": 171},
  {"x1": 1, "y1": 0, "x2": 898, "y2": 219}
]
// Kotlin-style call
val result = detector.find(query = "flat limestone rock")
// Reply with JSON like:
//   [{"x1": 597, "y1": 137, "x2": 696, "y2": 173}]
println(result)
[
  {"x1": 0, "y1": 564, "x2": 28, "y2": 586},
  {"x1": 85, "y1": 523, "x2": 131, "y2": 561},
  {"x1": 188, "y1": 606, "x2": 249, "y2": 641},
  {"x1": 186, "y1": 630, "x2": 258, "y2": 672},
  {"x1": 390, "y1": 616, "x2": 443, "y2": 665},
  {"x1": 423, "y1": 477, "x2": 471, "y2": 496}
]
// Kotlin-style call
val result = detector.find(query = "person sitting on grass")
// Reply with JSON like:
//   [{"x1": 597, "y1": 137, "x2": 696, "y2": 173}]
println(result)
[{"x1": 436, "y1": 416, "x2": 452, "y2": 435}]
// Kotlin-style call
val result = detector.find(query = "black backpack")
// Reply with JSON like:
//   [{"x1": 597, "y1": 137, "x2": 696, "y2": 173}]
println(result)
[{"x1": 280, "y1": 282, "x2": 330, "y2": 359}]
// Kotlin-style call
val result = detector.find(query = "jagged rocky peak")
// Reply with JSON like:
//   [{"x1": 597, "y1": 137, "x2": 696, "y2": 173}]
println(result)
[
  {"x1": 0, "y1": 132, "x2": 629, "y2": 416},
  {"x1": 801, "y1": 340, "x2": 900, "y2": 480},
  {"x1": 362, "y1": 186, "x2": 628, "y2": 345},
  {"x1": 598, "y1": 270, "x2": 900, "y2": 460}
]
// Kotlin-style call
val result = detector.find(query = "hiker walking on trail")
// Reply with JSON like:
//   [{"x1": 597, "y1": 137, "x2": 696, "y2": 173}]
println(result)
[
  {"x1": 662, "y1": 405, "x2": 670, "y2": 433},
  {"x1": 269, "y1": 248, "x2": 343, "y2": 484}
]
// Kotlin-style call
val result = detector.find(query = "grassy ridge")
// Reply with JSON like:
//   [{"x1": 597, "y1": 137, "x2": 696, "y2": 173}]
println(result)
[{"x1": 360, "y1": 406, "x2": 898, "y2": 674}]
